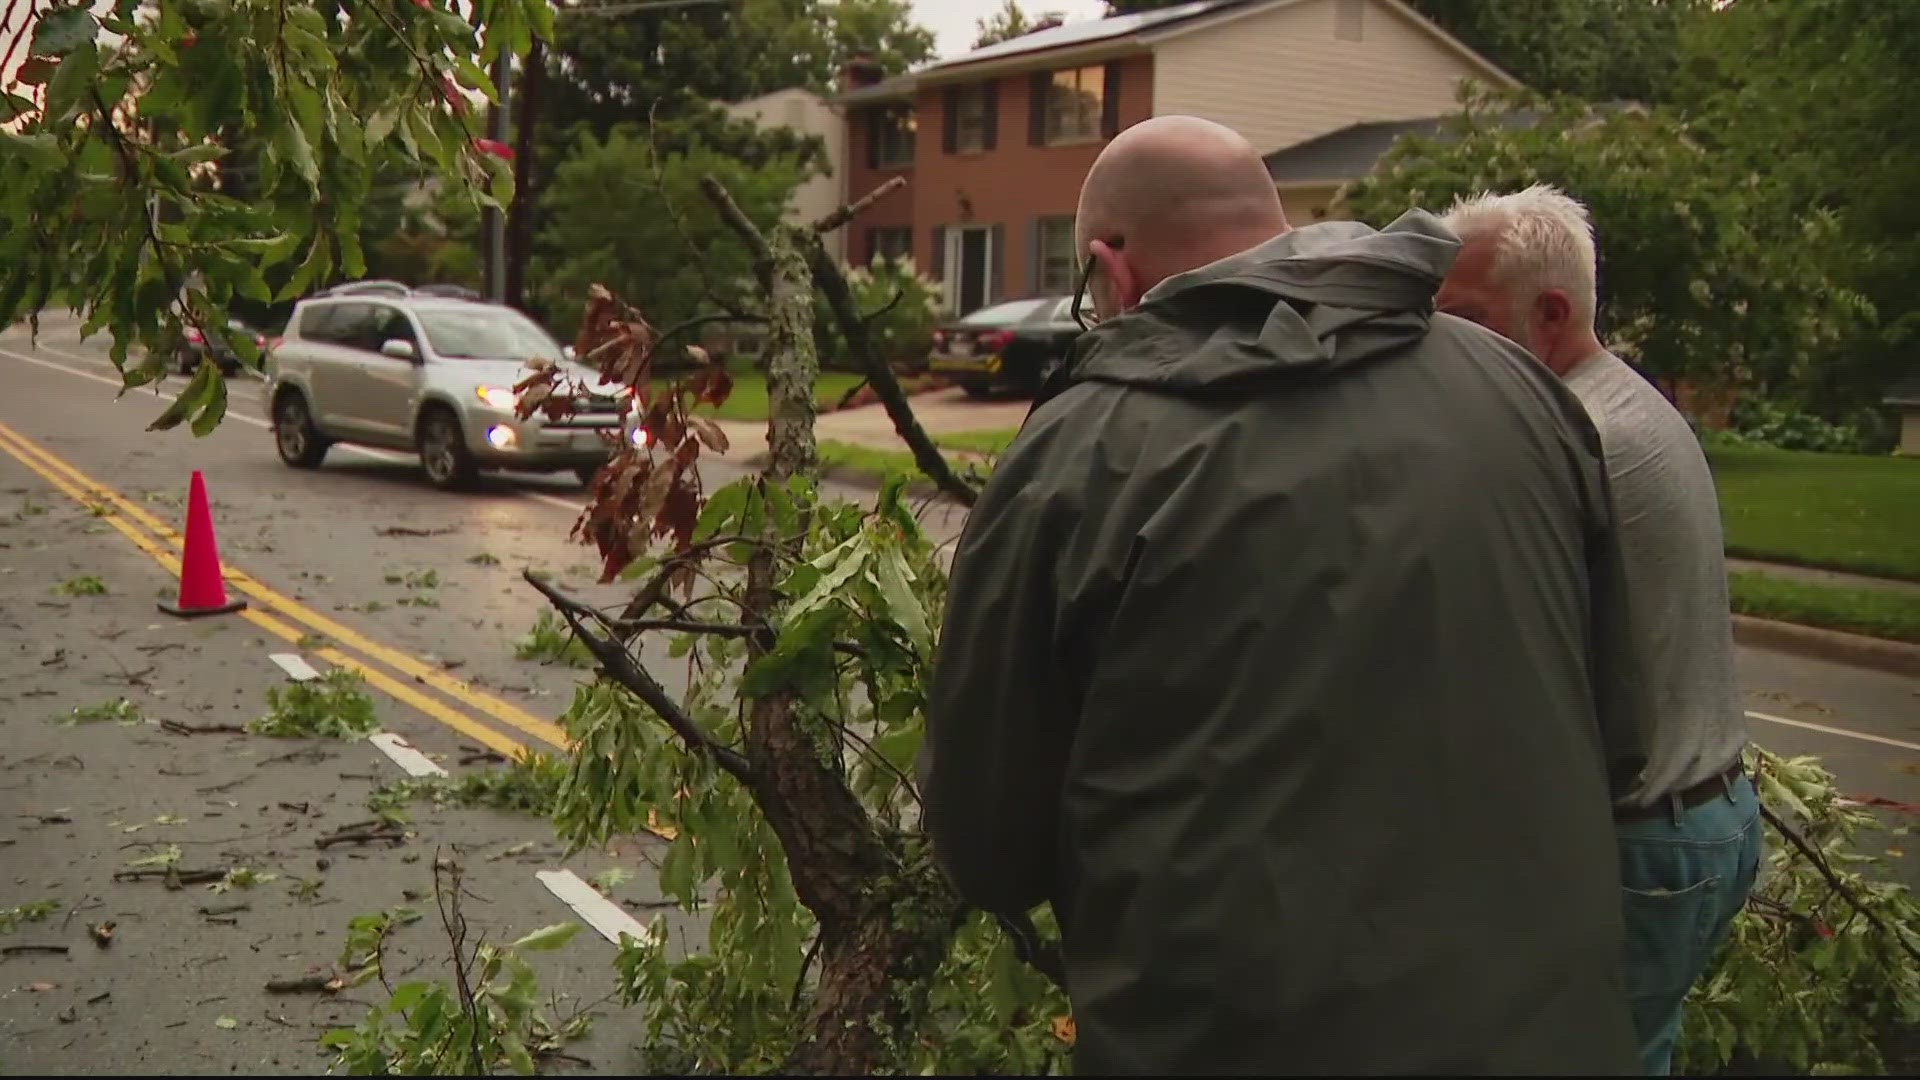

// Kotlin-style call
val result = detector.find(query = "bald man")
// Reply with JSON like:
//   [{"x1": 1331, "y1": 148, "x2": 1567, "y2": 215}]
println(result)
[{"x1": 922, "y1": 117, "x2": 1648, "y2": 1073}]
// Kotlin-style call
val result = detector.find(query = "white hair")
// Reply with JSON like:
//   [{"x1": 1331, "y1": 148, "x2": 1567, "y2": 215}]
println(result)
[{"x1": 1439, "y1": 183, "x2": 1598, "y2": 328}]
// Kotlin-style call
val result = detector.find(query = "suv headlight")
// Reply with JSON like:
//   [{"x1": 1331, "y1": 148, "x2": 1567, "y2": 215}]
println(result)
[{"x1": 476, "y1": 386, "x2": 517, "y2": 410}]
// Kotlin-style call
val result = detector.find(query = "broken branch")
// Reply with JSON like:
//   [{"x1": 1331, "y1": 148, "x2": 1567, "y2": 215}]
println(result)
[
  {"x1": 525, "y1": 571, "x2": 753, "y2": 781},
  {"x1": 804, "y1": 234, "x2": 979, "y2": 508},
  {"x1": 810, "y1": 176, "x2": 907, "y2": 236}
]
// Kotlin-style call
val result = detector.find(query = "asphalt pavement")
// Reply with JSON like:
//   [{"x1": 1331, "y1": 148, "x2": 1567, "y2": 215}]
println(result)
[{"x1": 2, "y1": 319, "x2": 1916, "y2": 1072}]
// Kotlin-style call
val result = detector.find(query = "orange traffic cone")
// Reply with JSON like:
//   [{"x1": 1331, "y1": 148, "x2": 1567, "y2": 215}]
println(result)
[{"x1": 159, "y1": 470, "x2": 246, "y2": 619}]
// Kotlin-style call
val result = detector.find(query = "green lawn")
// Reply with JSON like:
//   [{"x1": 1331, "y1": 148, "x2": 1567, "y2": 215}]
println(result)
[
  {"x1": 1707, "y1": 445, "x2": 1920, "y2": 582},
  {"x1": 1727, "y1": 571, "x2": 1920, "y2": 644},
  {"x1": 655, "y1": 361, "x2": 865, "y2": 423},
  {"x1": 933, "y1": 429, "x2": 1020, "y2": 457}
]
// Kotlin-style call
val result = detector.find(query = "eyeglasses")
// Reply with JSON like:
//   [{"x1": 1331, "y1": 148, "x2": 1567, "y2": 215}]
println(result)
[{"x1": 1070, "y1": 237, "x2": 1123, "y2": 332}]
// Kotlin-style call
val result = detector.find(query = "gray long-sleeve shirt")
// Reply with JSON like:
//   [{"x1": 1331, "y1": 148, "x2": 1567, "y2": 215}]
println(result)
[{"x1": 1565, "y1": 351, "x2": 1749, "y2": 808}]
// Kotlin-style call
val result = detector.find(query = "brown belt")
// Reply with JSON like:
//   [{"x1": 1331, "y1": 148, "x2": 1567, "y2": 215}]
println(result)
[{"x1": 1615, "y1": 761, "x2": 1747, "y2": 823}]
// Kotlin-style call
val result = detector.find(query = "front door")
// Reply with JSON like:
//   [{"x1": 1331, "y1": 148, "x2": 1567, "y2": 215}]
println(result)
[{"x1": 945, "y1": 226, "x2": 996, "y2": 316}]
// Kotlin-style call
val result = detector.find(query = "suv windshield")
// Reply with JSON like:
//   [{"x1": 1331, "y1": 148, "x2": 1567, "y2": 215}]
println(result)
[{"x1": 415, "y1": 308, "x2": 566, "y2": 361}]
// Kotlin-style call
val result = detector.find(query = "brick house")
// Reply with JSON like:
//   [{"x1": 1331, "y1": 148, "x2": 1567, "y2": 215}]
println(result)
[{"x1": 835, "y1": 0, "x2": 1516, "y2": 315}]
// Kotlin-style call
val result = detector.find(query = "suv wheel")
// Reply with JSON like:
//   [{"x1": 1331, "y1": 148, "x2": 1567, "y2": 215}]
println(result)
[
  {"x1": 273, "y1": 392, "x2": 330, "y2": 469},
  {"x1": 418, "y1": 409, "x2": 478, "y2": 490}
]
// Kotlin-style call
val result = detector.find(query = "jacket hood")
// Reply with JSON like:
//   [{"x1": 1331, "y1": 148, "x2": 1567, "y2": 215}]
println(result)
[{"x1": 1067, "y1": 210, "x2": 1461, "y2": 392}]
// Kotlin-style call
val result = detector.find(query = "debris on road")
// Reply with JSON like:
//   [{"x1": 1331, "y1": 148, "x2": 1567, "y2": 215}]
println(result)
[{"x1": 316, "y1": 821, "x2": 407, "y2": 849}]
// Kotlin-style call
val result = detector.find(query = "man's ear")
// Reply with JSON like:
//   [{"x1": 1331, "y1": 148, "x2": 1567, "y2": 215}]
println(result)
[
  {"x1": 1091, "y1": 239, "x2": 1143, "y2": 312},
  {"x1": 1536, "y1": 288, "x2": 1574, "y2": 331}
]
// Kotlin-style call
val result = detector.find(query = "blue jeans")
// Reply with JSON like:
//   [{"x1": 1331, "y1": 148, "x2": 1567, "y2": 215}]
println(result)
[{"x1": 1617, "y1": 771, "x2": 1763, "y2": 1075}]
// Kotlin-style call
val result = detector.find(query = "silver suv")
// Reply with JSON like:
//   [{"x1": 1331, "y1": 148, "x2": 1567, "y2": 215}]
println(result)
[{"x1": 265, "y1": 287, "x2": 643, "y2": 489}]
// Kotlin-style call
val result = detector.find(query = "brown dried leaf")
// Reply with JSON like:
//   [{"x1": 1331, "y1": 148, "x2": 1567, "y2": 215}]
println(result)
[
  {"x1": 687, "y1": 415, "x2": 730, "y2": 454},
  {"x1": 684, "y1": 344, "x2": 710, "y2": 366},
  {"x1": 1051, "y1": 1015, "x2": 1076, "y2": 1046},
  {"x1": 694, "y1": 368, "x2": 734, "y2": 407},
  {"x1": 27, "y1": 982, "x2": 56, "y2": 992}
]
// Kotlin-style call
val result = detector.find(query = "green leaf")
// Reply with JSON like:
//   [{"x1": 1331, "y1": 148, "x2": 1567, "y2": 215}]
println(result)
[
  {"x1": 872, "y1": 543, "x2": 930, "y2": 650},
  {"x1": 283, "y1": 26, "x2": 335, "y2": 70},
  {"x1": 0, "y1": 130, "x2": 64, "y2": 170},
  {"x1": 148, "y1": 362, "x2": 212, "y2": 432},
  {"x1": 507, "y1": 922, "x2": 580, "y2": 952},
  {"x1": 189, "y1": 370, "x2": 228, "y2": 437},
  {"x1": 693, "y1": 480, "x2": 749, "y2": 542},
  {"x1": 270, "y1": 106, "x2": 318, "y2": 188},
  {"x1": 30, "y1": 6, "x2": 98, "y2": 57},
  {"x1": 43, "y1": 42, "x2": 99, "y2": 125}
]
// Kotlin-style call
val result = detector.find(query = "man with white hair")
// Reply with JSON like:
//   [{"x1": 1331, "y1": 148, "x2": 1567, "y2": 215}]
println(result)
[{"x1": 1437, "y1": 183, "x2": 1761, "y2": 1076}]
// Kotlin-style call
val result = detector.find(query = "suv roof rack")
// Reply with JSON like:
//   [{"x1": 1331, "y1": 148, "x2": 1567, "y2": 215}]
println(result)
[
  {"x1": 413, "y1": 283, "x2": 484, "y2": 300},
  {"x1": 308, "y1": 280, "x2": 493, "y2": 302},
  {"x1": 313, "y1": 279, "x2": 413, "y2": 298}
]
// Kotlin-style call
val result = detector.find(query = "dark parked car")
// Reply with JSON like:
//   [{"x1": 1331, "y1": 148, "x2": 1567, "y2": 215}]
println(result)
[
  {"x1": 927, "y1": 296, "x2": 1077, "y2": 398},
  {"x1": 174, "y1": 317, "x2": 268, "y2": 376}
]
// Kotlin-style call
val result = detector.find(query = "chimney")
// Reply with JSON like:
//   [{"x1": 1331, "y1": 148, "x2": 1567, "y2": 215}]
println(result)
[{"x1": 838, "y1": 53, "x2": 886, "y2": 92}]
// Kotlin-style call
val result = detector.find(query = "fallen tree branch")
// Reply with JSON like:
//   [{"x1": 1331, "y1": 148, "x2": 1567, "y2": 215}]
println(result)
[
  {"x1": 525, "y1": 571, "x2": 753, "y2": 781},
  {"x1": 1760, "y1": 802, "x2": 1920, "y2": 965}
]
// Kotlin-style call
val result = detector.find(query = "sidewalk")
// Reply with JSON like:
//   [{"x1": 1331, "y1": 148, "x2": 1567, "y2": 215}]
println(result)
[{"x1": 1727, "y1": 556, "x2": 1920, "y2": 598}]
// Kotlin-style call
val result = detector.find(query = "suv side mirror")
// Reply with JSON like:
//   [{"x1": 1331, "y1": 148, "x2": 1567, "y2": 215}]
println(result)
[{"x1": 380, "y1": 338, "x2": 417, "y2": 361}]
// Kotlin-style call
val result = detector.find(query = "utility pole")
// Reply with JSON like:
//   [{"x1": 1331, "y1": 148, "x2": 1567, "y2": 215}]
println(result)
[{"x1": 483, "y1": 52, "x2": 513, "y2": 304}]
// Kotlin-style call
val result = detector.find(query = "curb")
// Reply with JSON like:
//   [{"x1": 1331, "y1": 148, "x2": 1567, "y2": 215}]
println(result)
[{"x1": 1731, "y1": 615, "x2": 1920, "y2": 681}]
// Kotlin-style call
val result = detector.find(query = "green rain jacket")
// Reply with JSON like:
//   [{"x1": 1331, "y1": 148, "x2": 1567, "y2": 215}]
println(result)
[{"x1": 921, "y1": 211, "x2": 1649, "y2": 1074}]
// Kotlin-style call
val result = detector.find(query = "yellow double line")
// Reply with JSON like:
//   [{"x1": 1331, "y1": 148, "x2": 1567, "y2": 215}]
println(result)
[{"x1": 0, "y1": 420, "x2": 566, "y2": 761}]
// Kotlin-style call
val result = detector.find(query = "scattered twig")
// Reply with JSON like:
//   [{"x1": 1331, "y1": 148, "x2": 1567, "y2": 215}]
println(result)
[
  {"x1": 265, "y1": 972, "x2": 342, "y2": 994},
  {"x1": 112, "y1": 867, "x2": 225, "y2": 885},
  {"x1": 1, "y1": 944, "x2": 70, "y2": 957},
  {"x1": 376, "y1": 526, "x2": 454, "y2": 538},
  {"x1": 316, "y1": 824, "x2": 406, "y2": 849},
  {"x1": 161, "y1": 719, "x2": 249, "y2": 736}
]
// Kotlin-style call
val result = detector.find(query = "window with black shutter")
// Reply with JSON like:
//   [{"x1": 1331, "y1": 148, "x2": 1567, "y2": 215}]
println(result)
[
  {"x1": 867, "y1": 105, "x2": 916, "y2": 170},
  {"x1": 945, "y1": 82, "x2": 996, "y2": 154}
]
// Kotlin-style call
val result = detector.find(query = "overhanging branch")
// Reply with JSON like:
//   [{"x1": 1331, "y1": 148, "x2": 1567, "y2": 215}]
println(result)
[
  {"x1": 804, "y1": 234, "x2": 979, "y2": 507},
  {"x1": 524, "y1": 570, "x2": 753, "y2": 781}
]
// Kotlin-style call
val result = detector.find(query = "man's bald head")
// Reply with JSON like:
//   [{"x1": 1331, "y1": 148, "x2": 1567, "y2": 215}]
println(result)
[{"x1": 1074, "y1": 116, "x2": 1289, "y2": 318}]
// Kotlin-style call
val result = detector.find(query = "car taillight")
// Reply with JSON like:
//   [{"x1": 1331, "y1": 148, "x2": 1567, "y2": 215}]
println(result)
[
  {"x1": 253, "y1": 335, "x2": 266, "y2": 348},
  {"x1": 978, "y1": 330, "x2": 1013, "y2": 352},
  {"x1": 184, "y1": 327, "x2": 203, "y2": 344},
  {"x1": 931, "y1": 330, "x2": 947, "y2": 351}
]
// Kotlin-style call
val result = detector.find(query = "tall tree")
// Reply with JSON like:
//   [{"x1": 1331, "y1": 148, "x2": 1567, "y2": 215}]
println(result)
[
  {"x1": 1405, "y1": 0, "x2": 1711, "y2": 103},
  {"x1": 975, "y1": 0, "x2": 1063, "y2": 48},
  {"x1": 1673, "y1": 0, "x2": 1920, "y2": 415}
]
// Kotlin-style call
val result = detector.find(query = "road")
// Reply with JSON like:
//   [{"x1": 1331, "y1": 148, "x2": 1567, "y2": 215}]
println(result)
[{"x1": 1, "y1": 318, "x2": 1916, "y2": 1072}]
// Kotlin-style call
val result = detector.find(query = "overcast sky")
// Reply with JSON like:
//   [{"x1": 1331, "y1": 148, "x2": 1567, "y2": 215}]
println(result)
[{"x1": 911, "y1": 0, "x2": 1110, "y2": 58}]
